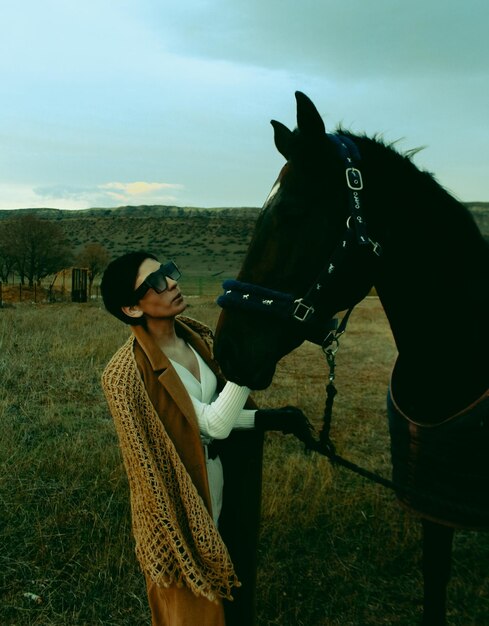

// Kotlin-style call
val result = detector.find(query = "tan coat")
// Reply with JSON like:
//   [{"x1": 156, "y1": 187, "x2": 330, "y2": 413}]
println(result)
[
  {"x1": 131, "y1": 319, "x2": 224, "y2": 515},
  {"x1": 131, "y1": 317, "x2": 263, "y2": 625}
]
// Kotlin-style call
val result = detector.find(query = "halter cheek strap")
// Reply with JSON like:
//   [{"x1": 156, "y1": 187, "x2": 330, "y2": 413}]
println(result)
[
  {"x1": 328, "y1": 134, "x2": 370, "y2": 246},
  {"x1": 286, "y1": 134, "x2": 382, "y2": 324}
]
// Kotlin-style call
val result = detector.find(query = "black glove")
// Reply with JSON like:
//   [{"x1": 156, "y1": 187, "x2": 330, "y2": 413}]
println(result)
[{"x1": 255, "y1": 406, "x2": 316, "y2": 448}]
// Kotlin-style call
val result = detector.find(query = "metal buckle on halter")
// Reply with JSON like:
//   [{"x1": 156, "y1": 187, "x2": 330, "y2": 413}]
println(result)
[
  {"x1": 346, "y1": 167, "x2": 363, "y2": 190},
  {"x1": 293, "y1": 299, "x2": 315, "y2": 322}
]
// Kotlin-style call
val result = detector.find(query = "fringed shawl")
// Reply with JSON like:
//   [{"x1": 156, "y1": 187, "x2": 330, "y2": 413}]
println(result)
[{"x1": 101, "y1": 336, "x2": 240, "y2": 601}]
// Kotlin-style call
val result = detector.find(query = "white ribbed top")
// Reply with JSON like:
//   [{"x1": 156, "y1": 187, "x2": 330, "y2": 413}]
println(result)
[{"x1": 170, "y1": 345, "x2": 256, "y2": 440}]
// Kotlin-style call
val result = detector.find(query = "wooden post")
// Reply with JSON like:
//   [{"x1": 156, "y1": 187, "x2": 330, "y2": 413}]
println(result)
[{"x1": 71, "y1": 268, "x2": 88, "y2": 302}]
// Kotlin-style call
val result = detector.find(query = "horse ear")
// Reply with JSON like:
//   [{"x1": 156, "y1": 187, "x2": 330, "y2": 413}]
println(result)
[
  {"x1": 295, "y1": 91, "x2": 326, "y2": 138},
  {"x1": 271, "y1": 119, "x2": 293, "y2": 159}
]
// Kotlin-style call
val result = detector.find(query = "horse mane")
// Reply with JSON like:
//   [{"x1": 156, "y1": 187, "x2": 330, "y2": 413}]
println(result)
[
  {"x1": 336, "y1": 125, "x2": 437, "y2": 183},
  {"x1": 333, "y1": 126, "x2": 487, "y2": 251}
]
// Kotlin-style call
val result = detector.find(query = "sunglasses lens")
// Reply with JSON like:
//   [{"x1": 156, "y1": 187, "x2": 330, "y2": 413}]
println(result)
[
  {"x1": 164, "y1": 261, "x2": 181, "y2": 281},
  {"x1": 147, "y1": 262, "x2": 181, "y2": 293},
  {"x1": 150, "y1": 272, "x2": 168, "y2": 293}
]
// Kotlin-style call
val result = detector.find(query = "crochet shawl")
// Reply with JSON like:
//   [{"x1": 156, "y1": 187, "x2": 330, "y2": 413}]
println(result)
[{"x1": 101, "y1": 331, "x2": 240, "y2": 601}]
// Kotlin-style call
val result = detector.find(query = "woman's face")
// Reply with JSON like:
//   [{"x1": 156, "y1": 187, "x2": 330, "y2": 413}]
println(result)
[{"x1": 134, "y1": 258, "x2": 187, "y2": 320}]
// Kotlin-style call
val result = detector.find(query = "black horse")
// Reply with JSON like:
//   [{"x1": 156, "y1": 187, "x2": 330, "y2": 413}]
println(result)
[{"x1": 214, "y1": 92, "x2": 489, "y2": 625}]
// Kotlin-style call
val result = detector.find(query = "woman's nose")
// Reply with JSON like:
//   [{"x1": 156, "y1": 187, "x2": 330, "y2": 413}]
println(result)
[{"x1": 166, "y1": 276, "x2": 178, "y2": 289}]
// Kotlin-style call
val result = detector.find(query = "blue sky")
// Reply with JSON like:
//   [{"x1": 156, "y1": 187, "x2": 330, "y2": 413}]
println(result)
[{"x1": 1, "y1": 0, "x2": 488, "y2": 209}]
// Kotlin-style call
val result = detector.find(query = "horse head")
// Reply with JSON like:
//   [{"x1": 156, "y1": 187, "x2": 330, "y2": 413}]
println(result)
[{"x1": 214, "y1": 92, "x2": 382, "y2": 389}]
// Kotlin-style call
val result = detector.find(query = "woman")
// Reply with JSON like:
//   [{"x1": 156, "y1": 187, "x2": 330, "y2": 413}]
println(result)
[{"x1": 100, "y1": 251, "x2": 314, "y2": 626}]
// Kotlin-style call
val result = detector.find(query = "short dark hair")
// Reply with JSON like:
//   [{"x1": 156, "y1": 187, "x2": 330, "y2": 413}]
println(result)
[{"x1": 101, "y1": 251, "x2": 158, "y2": 325}]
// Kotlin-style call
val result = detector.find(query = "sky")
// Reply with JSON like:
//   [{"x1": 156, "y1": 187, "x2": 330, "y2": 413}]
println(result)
[{"x1": 1, "y1": 0, "x2": 488, "y2": 210}]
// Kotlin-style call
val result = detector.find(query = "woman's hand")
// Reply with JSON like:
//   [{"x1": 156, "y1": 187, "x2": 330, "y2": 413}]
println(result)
[{"x1": 255, "y1": 406, "x2": 316, "y2": 448}]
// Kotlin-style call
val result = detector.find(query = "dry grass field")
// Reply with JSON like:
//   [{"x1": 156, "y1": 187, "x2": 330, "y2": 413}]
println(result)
[{"x1": 1, "y1": 295, "x2": 488, "y2": 625}]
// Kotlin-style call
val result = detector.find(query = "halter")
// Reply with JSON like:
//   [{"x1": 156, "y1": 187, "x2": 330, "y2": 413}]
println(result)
[{"x1": 217, "y1": 133, "x2": 382, "y2": 347}]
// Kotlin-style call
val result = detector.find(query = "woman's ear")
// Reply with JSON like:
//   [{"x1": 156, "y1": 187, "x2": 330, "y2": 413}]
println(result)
[{"x1": 121, "y1": 305, "x2": 144, "y2": 320}]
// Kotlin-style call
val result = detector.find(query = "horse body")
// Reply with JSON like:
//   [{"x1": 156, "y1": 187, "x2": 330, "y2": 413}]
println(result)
[{"x1": 214, "y1": 92, "x2": 489, "y2": 624}]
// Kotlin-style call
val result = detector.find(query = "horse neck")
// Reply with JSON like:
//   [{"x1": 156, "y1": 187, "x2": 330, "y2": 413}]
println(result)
[{"x1": 371, "y1": 191, "x2": 488, "y2": 419}]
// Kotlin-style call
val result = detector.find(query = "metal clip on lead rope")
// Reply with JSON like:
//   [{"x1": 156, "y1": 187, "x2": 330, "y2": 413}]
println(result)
[{"x1": 322, "y1": 333, "x2": 340, "y2": 384}]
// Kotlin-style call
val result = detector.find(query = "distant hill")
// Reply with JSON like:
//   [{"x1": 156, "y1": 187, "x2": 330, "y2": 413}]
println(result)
[
  {"x1": 0, "y1": 203, "x2": 487, "y2": 278},
  {"x1": 0, "y1": 204, "x2": 261, "y2": 220},
  {"x1": 0, "y1": 205, "x2": 262, "y2": 278},
  {"x1": 466, "y1": 202, "x2": 489, "y2": 239}
]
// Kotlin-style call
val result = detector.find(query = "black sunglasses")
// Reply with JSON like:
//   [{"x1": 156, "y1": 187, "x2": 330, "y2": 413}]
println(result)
[{"x1": 134, "y1": 260, "x2": 181, "y2": 300}]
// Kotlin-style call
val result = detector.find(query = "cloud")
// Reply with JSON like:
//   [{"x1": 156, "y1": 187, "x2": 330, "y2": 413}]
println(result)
[
  {"x1": 0, "y1": 181, "x2": 184, "y2": 210},
  {"x1": 98, "y1": 181, "x2": 184, "y2": 203},
  {"x1": 141, "y1": 0, "x2": 489, "y2": 81}
]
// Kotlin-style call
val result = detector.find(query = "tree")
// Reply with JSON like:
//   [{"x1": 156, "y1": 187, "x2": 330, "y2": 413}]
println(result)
[
  {"x1": 76, "y1": 243, "x2": 110, "y2": 296},
  {"x1": 0, "y1": 215, "x2": 72, "y2": 286},
  {"x1": 0, "y1": 247, "x2": 16, "y2": 282}
]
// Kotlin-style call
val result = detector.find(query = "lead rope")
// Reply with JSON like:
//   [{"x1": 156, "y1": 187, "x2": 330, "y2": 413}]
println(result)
[
  {"x1": 313, "y1": 338, "x2": 404, "y2": 491},
  {"x1": 318, "y1": 339, "x2": 338, "y2": 457}
]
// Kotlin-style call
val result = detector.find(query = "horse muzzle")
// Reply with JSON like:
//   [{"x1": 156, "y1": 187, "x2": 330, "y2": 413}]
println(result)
[{"x1": 214, "y1": 320, "x2": 278, "y2": 390}]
